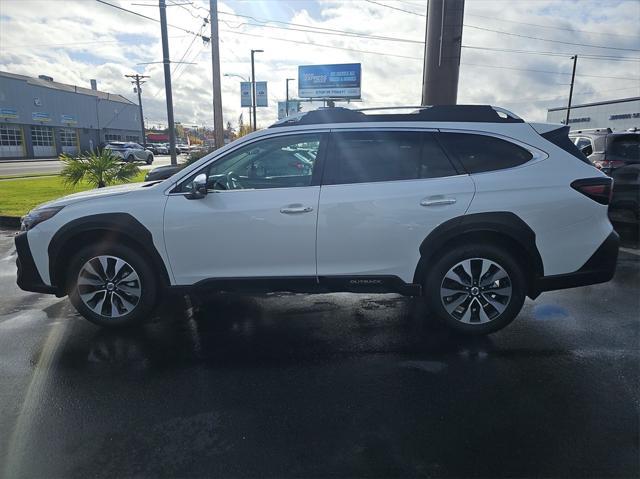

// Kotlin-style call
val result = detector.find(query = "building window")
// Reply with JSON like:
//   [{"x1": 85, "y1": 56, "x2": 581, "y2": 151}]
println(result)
[
  {"x1": 105, "y1": 134, "x2": 121, "y2": 142},
  {"x1": 31, "y1": 126, "x2": 54, "y2": 146},
  {"x1": 125, "y1": 135, "x2": 139, "y2": 142},
  {"x1": 59, "y1": 128, "x2": 77, "y2": 147},
  {"x1": 0, "y1": 124, "x2": 22, "y2": 146}
]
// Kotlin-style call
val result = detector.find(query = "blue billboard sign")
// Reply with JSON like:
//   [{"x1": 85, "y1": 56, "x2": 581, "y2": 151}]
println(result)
[{"x1": 298, "y1": 63, "x2": 361, "y2": 99}]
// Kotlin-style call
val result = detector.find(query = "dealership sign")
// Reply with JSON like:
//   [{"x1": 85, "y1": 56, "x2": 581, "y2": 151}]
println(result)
[
  {"x1": 32, "y1": 112, "x2": 51, "y2": 122},
  {"x1": 278, "y1": 100, "x2": 302, "y2": 120},
  {"x1": 61, "y1": 114, "x2": 77, "y2": 125},
  {"x1": 240, "y1": 82, "x2": 252, "y2": 107},
  {"x1": 240, "y1": 81, "x2": 268, "y2": 107},
  {"x1": 298, "y1": 63, "x2": 361, "y2": 99},
  {"x1": 0, "y1": 107, "x2": 18, "y2": 119}
]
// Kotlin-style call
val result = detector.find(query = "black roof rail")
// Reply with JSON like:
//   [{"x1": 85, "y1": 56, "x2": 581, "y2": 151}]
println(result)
[{"x1": 270, "y1": 105, "x2": 524, "y2": 128}]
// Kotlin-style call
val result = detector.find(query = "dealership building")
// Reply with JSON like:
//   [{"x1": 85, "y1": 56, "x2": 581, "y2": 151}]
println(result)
[
  {"x1": 0, "y1": 71, "x2": 142, "y2": 159},
  {"x1": 546, "y1": 97, "x2": 640, "y2": 131}
]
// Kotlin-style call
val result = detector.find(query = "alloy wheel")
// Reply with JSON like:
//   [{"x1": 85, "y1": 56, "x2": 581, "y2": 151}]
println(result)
[
  {"x1": 77, "y1": 255, "x2": 142, "y2": 318},
  {"x1": 440, "y1": 258, "x2": 512, "y2": 324}
]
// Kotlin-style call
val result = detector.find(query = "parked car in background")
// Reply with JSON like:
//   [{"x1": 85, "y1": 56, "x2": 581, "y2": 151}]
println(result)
[
  {"x1": 146, "y1": 143, "x2": 168, "y2": 155},
  {"x1": 570, "y1": 128, "x2": 640, "y2": 225},
  {"x1": 104, "y1": 142, "x2": 154, "y2": 164},
  {"x1": 16, "y1": 105, "x2": 618, "y2": 335},
  {"x1": 144, "y1": 163, "x2": 185, "y2": 181}
]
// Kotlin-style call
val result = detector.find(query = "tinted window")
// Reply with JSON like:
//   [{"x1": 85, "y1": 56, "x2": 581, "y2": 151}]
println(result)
[
  {"x1": 608, "y1": 134, "x2": 639, "y2": 162},
  {"x1": 575, "y1": 137, "x2": 592, "y2": 150},
  {"x1": 438, "y1": 133, "x2": 533, "y2": 173},
  {"x1": 180, "y1": 133, "x2": 322, "y2": 192},
  {"x1": 324, "y1": 131, "x2": 456, "y2": 185}
]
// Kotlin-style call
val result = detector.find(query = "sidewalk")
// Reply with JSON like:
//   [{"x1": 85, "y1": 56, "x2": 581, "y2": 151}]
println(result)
[{"x1": 0, "y1": 157, "x2": 59, "y2": 163}]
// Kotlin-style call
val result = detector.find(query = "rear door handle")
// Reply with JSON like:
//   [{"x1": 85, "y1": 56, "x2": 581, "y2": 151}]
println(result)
[
  {"x1": 280, "y1": 205, "x2": 314, "y2": 214},
  {"x1": 420, "y1": 198, "x2": 457, "y2": 207}
]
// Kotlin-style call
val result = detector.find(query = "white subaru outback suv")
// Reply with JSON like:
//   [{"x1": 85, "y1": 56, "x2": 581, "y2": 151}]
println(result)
[{"x1": 15, "y1": 105, "x2": 619, "y2": 335}]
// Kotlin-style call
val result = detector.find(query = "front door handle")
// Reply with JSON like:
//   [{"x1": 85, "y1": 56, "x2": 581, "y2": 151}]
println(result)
[
  {"x1": 420, "y1": 197, "x2": 457, "y2": 207},
  {"x1": 280, "y1": 205, "x2": 314, "y2": 214}
]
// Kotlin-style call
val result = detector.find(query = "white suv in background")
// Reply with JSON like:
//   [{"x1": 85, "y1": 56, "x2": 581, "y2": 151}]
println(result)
[{"x1": 16, "y1": 106, "x2": 619, "y2": 335}]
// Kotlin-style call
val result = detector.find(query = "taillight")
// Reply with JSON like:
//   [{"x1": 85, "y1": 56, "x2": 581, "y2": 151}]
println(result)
[{"x1": 571, "y1": 178, "x2": 613, "y2": 205}]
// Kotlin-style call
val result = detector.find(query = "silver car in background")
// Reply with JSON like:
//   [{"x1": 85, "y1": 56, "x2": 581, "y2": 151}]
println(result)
[{"x1": 104, "y1": 142, "x2": 154, "y2": 164}]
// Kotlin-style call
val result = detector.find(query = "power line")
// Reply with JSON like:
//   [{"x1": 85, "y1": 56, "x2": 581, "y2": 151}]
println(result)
[
  {"x1": 460, "y1": 45, "x2": 640, "y2": 62},
  {"x1": 366, "y1": 0, "x2": 640, "y2": 52},
  {"x1": 462, "y1": 63, "x2": 639, "y2": 81},
  {"x1": 464, "y1": 24, "x2": 640, "y2": 53},
  {"x1": 465, "y1": 12, "x2": 640, "y2": 39},
  {"x1": 219, "y1": 28, "x2": 638, "y2": 82},
  {"x1": 364, "y1": 0, "x2": 424, "y2": 16},
  {"x1": 216, "y1": 10, "x2": 640, "y2": 62},
  {"x1": 217, "y1": 11, "x2": 423, "y2": 44},
  {"x1": 94, "y1": 0, "x2": 209, "y2": 40}
]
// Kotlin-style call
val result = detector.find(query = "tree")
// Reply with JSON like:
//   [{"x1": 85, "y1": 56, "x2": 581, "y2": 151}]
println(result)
[{"x1": 60, "y1": 150, "x2": 140, "y2": 189}]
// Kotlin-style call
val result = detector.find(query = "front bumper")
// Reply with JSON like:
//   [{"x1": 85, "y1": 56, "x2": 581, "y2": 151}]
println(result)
[
  {"x1": 532, "y1": 231, "x2": 619, "y2": 296},
  {"x1": 15, "y1": 232, "x2": 59, "y2": 295}
]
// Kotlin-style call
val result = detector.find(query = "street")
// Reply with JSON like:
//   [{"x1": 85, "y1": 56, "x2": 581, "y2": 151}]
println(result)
[
  {"x1": 0, "y1": 228, "x2": 638, "y2": 478},
  {"x1": 0, "y1": 155, "x2": 180, "y2": 177}
]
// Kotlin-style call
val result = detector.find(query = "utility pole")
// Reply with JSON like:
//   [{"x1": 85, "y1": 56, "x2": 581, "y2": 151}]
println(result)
[
  {"x1": 566, "y1": 55, "x2": 578, "y2": 126},
  {"x1": 159, "y1": 0, "x2": 177, "y2": 165},
  {"x1": 125, "y1": 74, "x2": 149, "y2": 146},
  {"x1": 209, "y1": 0, "x2": 224, "y2": 149},
  {"x1": 251, "y1": 49, "x2": 263, "y2": 131},
  {"x1": 285, "y1": 78, "x2": 294, "y2": 116},
  {"x1": 421, "y1": 0, "x2": 465, "y2": 105}
]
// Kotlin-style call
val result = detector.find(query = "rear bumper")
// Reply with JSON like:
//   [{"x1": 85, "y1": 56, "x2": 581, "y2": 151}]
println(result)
[
  {"x1": 531, "y1": 231, "x2": 619, "y2": 296},
  {"x1": 15, "y1": 232, "x2": 59, "y2": 295}
]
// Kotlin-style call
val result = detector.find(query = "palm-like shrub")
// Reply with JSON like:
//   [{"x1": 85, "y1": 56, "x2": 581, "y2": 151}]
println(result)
[{"x1": 60, "y1": 150, "x2": 140, "y2": 188}]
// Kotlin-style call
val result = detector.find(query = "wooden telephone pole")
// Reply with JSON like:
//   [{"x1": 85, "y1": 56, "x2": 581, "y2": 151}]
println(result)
[{"x1": 125, "y1": 74, "x2": 150, "y2": 146}]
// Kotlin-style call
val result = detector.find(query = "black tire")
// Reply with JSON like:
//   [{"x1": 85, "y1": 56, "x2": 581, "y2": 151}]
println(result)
[
  {"x1": 126, "y1": 154, "x2": 135, "y2": 163},
  {"x1": 67, "y1": 243, "x2": 158, "y2": 328},
  {"x1": 146, "y1": 153, "x2": 154, "y2": 165},
  {"x1": 423, "y1": 243, "x2": 526, "y2": 335}
]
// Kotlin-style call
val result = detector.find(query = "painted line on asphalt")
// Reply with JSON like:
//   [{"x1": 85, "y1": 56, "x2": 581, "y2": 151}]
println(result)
[{"x1": 620, "y1": 247, "x2": 640, "y2": 257}]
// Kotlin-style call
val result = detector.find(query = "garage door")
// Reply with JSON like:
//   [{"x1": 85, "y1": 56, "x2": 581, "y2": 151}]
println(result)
[
  {"x1": 60, "y1": 128, "x2": 79, "y2": 155},
  {"x1": 31, "y1": 125, "x2": 56, "y2": 157},
  {"x1": 0, "y1": 123, "x2": 25, "y2": 158}
]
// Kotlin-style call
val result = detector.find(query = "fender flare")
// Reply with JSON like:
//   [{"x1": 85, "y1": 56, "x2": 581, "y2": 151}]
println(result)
[
  {"x1": 413, "y1": 211, "x2": 544, "y2": 286},
  {"x1": 48, "y1": 213, "x2": 171, "y2": 290}
]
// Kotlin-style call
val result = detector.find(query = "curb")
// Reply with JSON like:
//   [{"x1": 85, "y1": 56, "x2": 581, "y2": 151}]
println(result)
[{"x1": 0, "y1": 216, "x2": 21, "y2": 229}]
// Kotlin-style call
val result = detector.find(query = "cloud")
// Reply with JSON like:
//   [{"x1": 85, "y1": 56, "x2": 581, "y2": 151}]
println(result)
[{"x1": 1, "y1": 0, "x2": 638, "y2": 129}]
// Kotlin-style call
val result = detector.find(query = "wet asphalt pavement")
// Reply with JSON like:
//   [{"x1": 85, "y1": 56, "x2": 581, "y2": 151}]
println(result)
[{"x1": 0, "y1": 229, "x2": 638, "y2": 478}]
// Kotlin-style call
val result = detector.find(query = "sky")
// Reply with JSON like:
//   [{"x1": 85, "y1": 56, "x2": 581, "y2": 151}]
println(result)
[{"x1": 0, "y1": 0, "x2": 639, "y2": 129}]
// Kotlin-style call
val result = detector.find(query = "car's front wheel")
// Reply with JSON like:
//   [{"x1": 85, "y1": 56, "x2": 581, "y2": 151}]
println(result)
[
  {"x1": 67, "y1": 244, "x2": 158, "y2": 327},
  {"x1": 424, "y1": 243, "x2": 526, "y2": 335},
  {"x1": 146, "y1": 153, "x2": 154, "y2": 165}
]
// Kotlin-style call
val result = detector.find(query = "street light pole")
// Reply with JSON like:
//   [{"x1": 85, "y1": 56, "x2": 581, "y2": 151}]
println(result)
[
  {"x1": 285, "y1": 78, "x2": 294, "y2": 116},
  {"x1": 224, "y1": 73, "x2": 251, "y2": 130},
  {"x1": 250, "y1": 49, "x2": 263, "y2": 131}
]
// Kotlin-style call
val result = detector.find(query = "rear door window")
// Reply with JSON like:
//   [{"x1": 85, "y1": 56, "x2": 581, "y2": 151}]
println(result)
[
  {"x1": 323, "y1": 131, "x2": 458, "y2": 185},
  {"x1": 437, "y1": 132, "x2": 533, "y2": 173}
]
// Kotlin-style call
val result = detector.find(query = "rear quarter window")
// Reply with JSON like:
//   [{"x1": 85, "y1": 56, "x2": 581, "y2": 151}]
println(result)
[{"x1": 437, "y1": 133, "x2": 533, "y2": 174}]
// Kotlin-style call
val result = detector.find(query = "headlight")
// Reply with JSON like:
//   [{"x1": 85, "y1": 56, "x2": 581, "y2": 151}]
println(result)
[{"x1": 21, "y1": 206, "x2": 64, "y2": 231}]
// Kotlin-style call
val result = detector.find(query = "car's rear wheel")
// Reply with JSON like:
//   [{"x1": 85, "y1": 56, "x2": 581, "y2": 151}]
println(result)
[
  {"x1": 67, "y1": 244, "x2": 158, "y2": 327},
  {"x1": 126, "y1": 154, "x2": 135, "y2": 163},
  {"x1": 424, "y1": 244, "x2": 526, "y2": 335},
  {"x1": 146, "y1": 153, "x2": 154, "y2": 165}
]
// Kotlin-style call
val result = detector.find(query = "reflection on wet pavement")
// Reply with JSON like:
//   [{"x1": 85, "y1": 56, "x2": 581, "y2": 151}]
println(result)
[{"x1": 0, "y1": 228, "x2": 638, "y2": 478}]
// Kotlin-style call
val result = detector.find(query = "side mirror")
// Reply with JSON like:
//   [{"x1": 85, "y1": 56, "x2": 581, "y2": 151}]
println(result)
[
  {"x1": 581, "y1": 144, "x2": 593, "y2": 157},
  {"x1": 187, "y1": 173, "x2": 208, "y2": 199}
]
